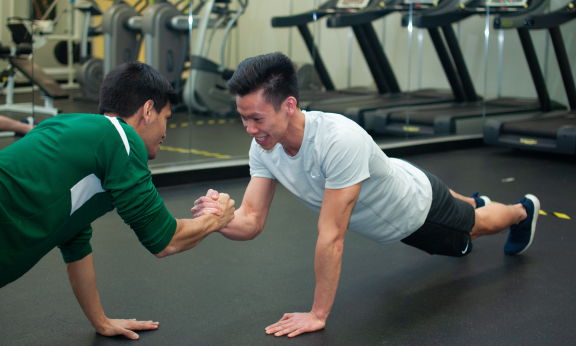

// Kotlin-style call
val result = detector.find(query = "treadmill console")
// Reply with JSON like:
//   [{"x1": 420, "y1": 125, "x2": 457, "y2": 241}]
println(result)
[
  {"x1": 336, "y1": 0, "x2": 371, "y2": 8},
  {"x1": 486, "y1": 0, "x2": 528, "y2": 7},
  {"x1": 403, "y1": 0, "x2": 438, "y2": 4}
]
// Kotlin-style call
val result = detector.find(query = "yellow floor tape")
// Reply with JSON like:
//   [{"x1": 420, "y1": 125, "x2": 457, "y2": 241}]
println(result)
[
  {"x1": 553, "y1": 212, "x2": 571, "y2": 220},
  {"x1": 168, "y1": 119, "x2": 236, "y2": 129},
  {"x1": 159, "y1": 145, "x2": 231, "y2": 159}
]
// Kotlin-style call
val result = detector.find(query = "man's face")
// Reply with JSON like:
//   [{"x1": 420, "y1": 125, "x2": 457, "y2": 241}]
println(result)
[
  {"x1": 236, "y1": 90, "x2": 289, "y2": 150},
  {"x1": 142, "y1": 102, "x2": 172, "y2": 159}
]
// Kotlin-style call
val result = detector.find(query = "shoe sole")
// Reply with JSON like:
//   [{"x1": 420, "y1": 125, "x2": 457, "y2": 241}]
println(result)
[
  {"x1": 516, "y1": 194, "x2": 540, "y2": 255},
  {"x1": 480, "y1": 196, "x2": 491, "y2": 207}
]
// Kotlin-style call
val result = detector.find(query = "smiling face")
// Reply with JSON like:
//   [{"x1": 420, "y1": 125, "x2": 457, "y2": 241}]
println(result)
[
  {"x1": 141, "y1": 102, "x2": 172, "y2": 159},
  {"x1": 236, "y1": 89, "x2": 291, "y2": 151}
]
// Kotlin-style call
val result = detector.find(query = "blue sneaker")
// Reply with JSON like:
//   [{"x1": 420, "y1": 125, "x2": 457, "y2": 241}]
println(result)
[
  {"x1": 504, "y1": 194, "x2": 540, "y2": 255},
  {"x1": 472, "y1": 192, "x2": 491, "y2": 208}
]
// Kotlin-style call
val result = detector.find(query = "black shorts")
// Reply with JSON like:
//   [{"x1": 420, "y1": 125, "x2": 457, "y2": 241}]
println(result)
[{"x1": 401, "y1": 167, "x2": 476, "y2": 257}]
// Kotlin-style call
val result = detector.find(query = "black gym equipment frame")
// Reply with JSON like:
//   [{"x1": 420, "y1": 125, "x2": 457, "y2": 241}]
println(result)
[
  {"x1": 484, "y1": 1, "x2": 576, "y2": 155},
  {"x1": 371, "y1": 0, "x2": 566, "y2": 137},
  {"x1": 304, "y1": 0, "x2": 469, "y2": 131},
  {"x1": 272, "y1": 0, "x2": 392, "y2": 107}
]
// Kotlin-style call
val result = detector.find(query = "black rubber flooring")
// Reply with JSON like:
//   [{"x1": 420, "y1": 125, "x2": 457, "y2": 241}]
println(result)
[{"x1": 1, "y1": 146, "x2": 575, "y2": 345}]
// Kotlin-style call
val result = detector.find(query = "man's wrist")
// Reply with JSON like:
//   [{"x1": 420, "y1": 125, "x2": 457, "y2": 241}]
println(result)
[
  {"x1": 186, "y1": 214, "x2": 220, "y2": 233},
  {"x1": 311, "y1": 308, "x2": 328, "y2": 322},
  {"x1": 91, "y1": 315, "x2": 110, "y2": 333},
  {"x1": 205, "y1": 213, "x2": 223, "y2": 232}
]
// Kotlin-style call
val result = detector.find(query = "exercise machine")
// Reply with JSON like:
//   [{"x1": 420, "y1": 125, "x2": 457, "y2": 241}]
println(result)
[
  {"x1": 271, "y1": 0, "x2": 388, "y2": 107},
  {"x1": 141, "y1": 0, "x2": 230, "y2": 88},
  {"x1": 182, "y1": 0, "x2": 247, "y2": 117},
  {"x1": 295, "y1": 0, "x2": 468, "y2": 130},
  {"x1": 74, "y1": 2, "x2": 104, "y2": 103},
  {"x1": 101, "y1": 1, "x2": 146, "y2": 75},
  {"x1": 0, "y1": 24, "x2": 68, "y2": 116},
  {"x1": 372, "y1": 0, "x2": 566, "y2": 136},
  {"x1": 484, "y1": 0, "x2": 576, "y2": 154}
]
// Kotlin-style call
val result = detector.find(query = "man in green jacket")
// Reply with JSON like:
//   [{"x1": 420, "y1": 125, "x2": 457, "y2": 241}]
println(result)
[{"x1": 0, "y1": 62, "x2": 235, "y2": 339}]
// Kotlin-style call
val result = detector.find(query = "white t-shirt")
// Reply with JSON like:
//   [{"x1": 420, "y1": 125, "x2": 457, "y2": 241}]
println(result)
[{"x1": 249, "y1": 111, "x2": 433, "y2": 244}]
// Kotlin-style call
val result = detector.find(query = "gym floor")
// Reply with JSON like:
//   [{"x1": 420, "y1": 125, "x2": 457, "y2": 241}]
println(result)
[{"x1": 1, "y1": 146, "x2": 574, "y2": 345}]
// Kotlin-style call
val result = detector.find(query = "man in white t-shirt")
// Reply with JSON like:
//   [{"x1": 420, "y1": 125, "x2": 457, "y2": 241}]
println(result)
[{"x1": 194, "y1": 52, "x2": 540, "y2": 338}]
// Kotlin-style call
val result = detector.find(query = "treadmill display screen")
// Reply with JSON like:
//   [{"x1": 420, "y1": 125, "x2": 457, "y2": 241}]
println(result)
[
  {"x1": 486, "y1": 0, "x2": 528, "y2": 7},
  {"x1": 403, "y1": 0, "x2": 438, "y2": 4},
  {"x1": 336, "y1": 0, "x2": 371, "y2": 8}
]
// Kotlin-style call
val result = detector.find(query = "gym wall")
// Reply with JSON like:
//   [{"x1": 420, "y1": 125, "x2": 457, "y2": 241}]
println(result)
[
  {"x1": 2, "y1": 0, "x2": 574, "y2": 107},
  {"x1": 229, "y1": 0, "x2": 575, "y2": 107}
]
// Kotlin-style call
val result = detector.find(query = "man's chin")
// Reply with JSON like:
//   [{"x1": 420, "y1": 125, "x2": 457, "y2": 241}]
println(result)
[
  {"x1": 257, "y1": 139, "x2": 275, "y2": 150},
  {"x1": 148, "y1": 145, "x2": 162, "y2": 159},
  {"x1": 148, "y1": 150, "x2": 158, "y2": 160}
]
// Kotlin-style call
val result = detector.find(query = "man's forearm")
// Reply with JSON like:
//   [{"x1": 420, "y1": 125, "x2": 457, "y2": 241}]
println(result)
[
  {"x1": 311, "y1": 235, "x2": 344, "y2": 321},
  {"x1": 158, "y1": 215, "x2": 221, "y2": 257},
  {"x1": 218, "y1": 207, "x2": 263, "y2": 241},
  {"x1": 157, "y1": 193, "x2": 236, "y2": 257},
  {"x1": 66, "y1": 254, "x2": 108, "y2": 331}
]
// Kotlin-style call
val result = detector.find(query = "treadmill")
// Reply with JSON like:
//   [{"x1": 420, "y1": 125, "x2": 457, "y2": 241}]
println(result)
[
  {"x1": 272, "y1": 0, "x2": 389, "y2": 106},
  {"x1": 306, "y1": 0, "x2": 472, "y2": 131},
  {"x1": 484, "y1": 0, "x2": 576, "y2": 155},
  {"x1": 371, "y1": 0, "x2": 566, "y2": 136}
]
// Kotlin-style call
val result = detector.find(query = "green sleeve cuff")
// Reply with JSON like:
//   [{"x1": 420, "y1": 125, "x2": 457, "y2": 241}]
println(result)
[
  {"x1": 61, "y1": 243, "x2": 93, "y2": 263},
  {"x1": 138, "y1": 205, "x2": 177, "y2": 255},
  {"x1": 58, "y1": 225, "x2": 94, "y2": 263}
]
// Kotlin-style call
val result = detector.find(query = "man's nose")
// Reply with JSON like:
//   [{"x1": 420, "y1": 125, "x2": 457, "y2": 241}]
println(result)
[{"x1": 246, "y1": 121, "x2": 257, "y2": 134}]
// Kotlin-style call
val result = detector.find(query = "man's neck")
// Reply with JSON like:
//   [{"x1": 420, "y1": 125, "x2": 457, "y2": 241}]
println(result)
[
  {"x1": 280, "y1": 109, "x2": 305, "y2": 157},
  {"x1": 104, "y1": 112, "x2": 139, "y2": 130}
]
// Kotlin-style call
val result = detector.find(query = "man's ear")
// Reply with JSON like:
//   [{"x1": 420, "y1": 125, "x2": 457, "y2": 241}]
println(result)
[
  {"x1": 284, "y1": 96, "x2": 297, "y2": 116},
  {"x1": 143, "y1": 100, "x2": 155, "y2": 125}
]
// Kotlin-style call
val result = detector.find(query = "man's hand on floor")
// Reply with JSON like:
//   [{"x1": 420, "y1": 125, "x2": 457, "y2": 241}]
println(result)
[
  {"x1": 265, "y1": 312, "x2": 325, "y2": 338},
  {"x1": 96, "y1": 318, "x2": 159, "y2": 340}
]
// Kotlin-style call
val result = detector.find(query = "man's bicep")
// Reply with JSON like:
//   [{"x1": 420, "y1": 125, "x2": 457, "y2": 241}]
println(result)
[
  {"x1": 319, "y1": 183, "x2": 362, "y2": 237},
  {"x1": 240, "y1": 177, "x2": 276, "y2": 221}
]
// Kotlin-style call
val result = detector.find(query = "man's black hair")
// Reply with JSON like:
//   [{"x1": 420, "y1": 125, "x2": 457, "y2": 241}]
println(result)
[
  {"x1": 226, "y1": 52, "x2": 299, "y2": 111},
  {"x1": 98, "y1": 62, "x2": 178, "y2": 118}
]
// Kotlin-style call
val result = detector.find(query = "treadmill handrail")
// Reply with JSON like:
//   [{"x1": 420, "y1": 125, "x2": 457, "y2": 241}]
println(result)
[
  {"x1": 326, "y1": 0, "x2": 431, "y2": 27},
  {"x1": 271, "y1": 0, "x2": 338, "y2": 27},
  {"x1": 402, "y1": 4, "x2": 476, "y2": 28},
  {"x1": 408, "y1": 0, "x2": 551, "y2": 28},
  {"x1": 523, "y1": 1, "x2": 576, "y2": 110},
  {"x1": 272, "y1": 12, "x2": 333, "y2": 27},
  {"x1": 524, "y1": 0, "x2": 576, "y2": 29}
]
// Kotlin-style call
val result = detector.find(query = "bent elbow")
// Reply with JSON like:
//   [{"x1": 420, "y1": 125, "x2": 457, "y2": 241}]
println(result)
[
  {"x1": 246, "y1": 227, "x2": 263, "y2": 241},
  {"x1": 247, "y1": 233, "x2": 258, "y2": 241},
  {"x1": 154, "y1": 245, "x2": 175, "y2": 258}
]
